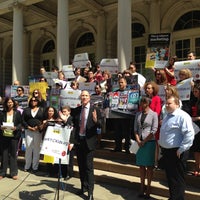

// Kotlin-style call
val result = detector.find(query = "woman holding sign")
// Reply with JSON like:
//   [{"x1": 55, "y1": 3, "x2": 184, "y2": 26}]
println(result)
[{"x1": 0, "y1": 97, "x2": 22, "y2": 180}]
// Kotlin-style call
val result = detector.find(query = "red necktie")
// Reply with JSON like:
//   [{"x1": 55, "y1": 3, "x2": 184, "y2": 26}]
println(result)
[{"x1": 79, "y1": 107, "x2": 85, "y2": 135}]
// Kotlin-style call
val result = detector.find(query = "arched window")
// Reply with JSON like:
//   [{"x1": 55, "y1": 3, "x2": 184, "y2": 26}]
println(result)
[
  {"x1": 42, "y1": 40, "x2": 55, "y2": 53},
  {"x1": 174, "y1": 11, "x2": 200, "y2": 31},
  {"x1": 132, "y1": 23, "x2": 145, "y2": 38},
  {"x1": 76, "y1": 32, "x2": 94, "y2": 48}
]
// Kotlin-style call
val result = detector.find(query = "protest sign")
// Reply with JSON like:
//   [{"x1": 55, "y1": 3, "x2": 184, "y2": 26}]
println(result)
[
  {"x1": 62, "y1": 65, "x2": 75, "y2": 79},
  {"x1": 40, "y1": 124, "x2": 72, "y2": 164},
  {"x1": 145, "y1": 33, "x2": 170, "y2": 69},
  {"x1": 78, "y1": 82, "x2": 96, "y2": 94},
  {"x1": 100, "y1": 58, "x2": 119, "y2": 74},
  {"x1": 72, "y1": 52, "x2": 90, "y2": 68},
  {"x1": 43, "y1": 72, "x2": 58, "y2": 86},
  {"x1": 174, "y1": 59, "x2": 200, "y2": 81},
  {"x1": 60, "y1": 88, "x2": 81, "y2": 108},
  {"x1": 29, "y1": 82, "x2": 48, "y2": 100},
  {"x1": 176, "y1": 78, "x2": 192, "y2": 101}
]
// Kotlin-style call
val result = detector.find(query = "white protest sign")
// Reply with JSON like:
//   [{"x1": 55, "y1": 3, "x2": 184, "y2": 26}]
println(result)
[
  {"x1": 62, "y1": 65, "x2": 75, "y2": 79},
  {"x1": 40, "y1": 124, "x2": 72, "y2": 163},
  {"x1": 78, "y1": 82, "x2": 96, "y2": 94},
  {"x1": 73, "y1": 52, "x2": 89, "y2": 68},
  {"x1": 60, "y1": 88, "x2": 81, "y2": 108},
  {"x1": 43, "y1": 72, "x2": 58, "y2": 86},
  {"x1": 176, "y1": 78, "x2": 192, "y2": 101},
  {"x1": 100, "y1": 58, "x2": 119, "y2": 74},
  {"x1": 174, "y1": 59, "x2": 200, "y2": 81}
]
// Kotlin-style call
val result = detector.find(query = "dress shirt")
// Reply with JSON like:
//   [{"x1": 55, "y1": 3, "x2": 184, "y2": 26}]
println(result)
[
  {"x1": 159, "y1": 108, "x2": 194, "y2": 154},
  {"x1": 79, "y1": 103, "x2": 90, "y2": 136}
]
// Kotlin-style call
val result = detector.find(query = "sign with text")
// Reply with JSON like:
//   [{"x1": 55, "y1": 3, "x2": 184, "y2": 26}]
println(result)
[{"x1": 40, "y1": 124, "x2": 72, "y2": 163}]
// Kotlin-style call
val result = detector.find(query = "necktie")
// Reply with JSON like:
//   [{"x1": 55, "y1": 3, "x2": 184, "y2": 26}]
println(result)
[{"x1": 80, "y1": 106, "x2": 85, "y2": 135}]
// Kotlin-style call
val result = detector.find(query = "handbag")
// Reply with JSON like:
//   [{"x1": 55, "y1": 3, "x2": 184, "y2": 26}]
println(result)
[{"x1": 129, "y1": 139, "x2": 139, "y2": 154}]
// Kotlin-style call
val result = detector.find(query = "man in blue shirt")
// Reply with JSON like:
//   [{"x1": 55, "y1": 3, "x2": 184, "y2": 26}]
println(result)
[{"x1": 159, "y1": 95, "x2": 194, "y2": 200}]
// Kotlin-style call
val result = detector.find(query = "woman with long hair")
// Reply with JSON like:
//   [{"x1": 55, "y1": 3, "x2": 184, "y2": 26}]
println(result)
[
  {"x1": 31, "y1": 89, "x2": 47, "y2": 108},
  {"x1": 22, "y1": 97, "x2": 44, "y2": 172},
  {"x1": 0, "y1": 97, "x2": 22, "y2": 180}
]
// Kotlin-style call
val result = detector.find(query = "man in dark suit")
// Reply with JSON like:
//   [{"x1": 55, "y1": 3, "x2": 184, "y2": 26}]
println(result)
[{"x1": 73, "y1": 90, "x2": 102, "y2": 200}]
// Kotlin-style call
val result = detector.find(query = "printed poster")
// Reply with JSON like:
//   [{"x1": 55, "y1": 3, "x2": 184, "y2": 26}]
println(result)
[
  {"x1": 40, "y1": 124, "x2": 72, "y2": 164},
  {"x1": 145, "y1": 33, "x2": 170, "y2": 69}
]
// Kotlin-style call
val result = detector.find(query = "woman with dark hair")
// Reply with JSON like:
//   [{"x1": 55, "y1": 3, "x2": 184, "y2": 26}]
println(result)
[
  {"x1": 31, "y1": 89, "x2": 47, "y2": 108},
  {"x1": 41, "y1": 106, "x2": 59, "y2": 177},
  {"x1": 0, "y1": 97, "x2": 22, "y2": 180},
  {"x1": 134, "y1": 96, "x2": 158, "y2": 198},
  {"x1": 164, "y1": 56, "x2": 177, "y2": 86},
  {"x1": 22, "y1": 97, "x2": 44, "y2": 172}
]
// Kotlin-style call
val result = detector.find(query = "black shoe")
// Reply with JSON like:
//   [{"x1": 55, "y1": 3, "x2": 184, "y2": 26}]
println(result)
[
  {"x1": 87, "y1": 194, "x2": 94, "y2": 200},
  {"x1": 113, "y1": 148, "x2": 122, "y2": 152},
  {"x1": 76, "y1": 187, "x2": 87, "y2": 195}
]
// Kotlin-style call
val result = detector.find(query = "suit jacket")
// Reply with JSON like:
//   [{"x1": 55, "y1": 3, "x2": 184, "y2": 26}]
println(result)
[
  {"x1": 0, "y1": 110, "x2": 22, "y2": 139},
  {"x1": 72, "y1": 104, "x2": 102, "y2": 150}
]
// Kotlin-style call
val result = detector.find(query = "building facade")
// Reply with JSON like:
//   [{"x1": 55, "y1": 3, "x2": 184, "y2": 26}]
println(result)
[{"x1": 0, "y1": 0, "x2": 200, "y2": 96}]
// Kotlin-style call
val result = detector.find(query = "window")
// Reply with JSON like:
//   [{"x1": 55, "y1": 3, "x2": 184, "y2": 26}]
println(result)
[
  {"x1": 76, "y1": 32, "x2": 94, "y2": 48},
  {"x1": 42, "y1": 40, "x2": 55, "y2": 53},
  {"x1": 132, "y1": 23, "x2": 145, "y2": 38},
  {"x1": 175, "y1": 39, "x2": 190, "y2": 60},
  {"x1": 174, "y1": 11, "x2": 200, "y2": 31}
]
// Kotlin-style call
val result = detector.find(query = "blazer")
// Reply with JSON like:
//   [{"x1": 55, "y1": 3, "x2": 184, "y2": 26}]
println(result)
[
  {"x1": 134, "y1": 109, "x2": 158, "y2": 140},
  {"x1": 72, "y1": 104, "x2": 102, "y2": 150},
  {"x1": 22, "y1": 107, "x2": 44, "y2": 129},
  {"x1": 0, "y1": 110, "x2": 22, "y2": 139}
]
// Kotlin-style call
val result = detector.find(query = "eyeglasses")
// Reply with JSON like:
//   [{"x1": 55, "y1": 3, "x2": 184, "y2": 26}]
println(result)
[{"x1": 17, "y1": 89, "x2": 22, "y2": 91}]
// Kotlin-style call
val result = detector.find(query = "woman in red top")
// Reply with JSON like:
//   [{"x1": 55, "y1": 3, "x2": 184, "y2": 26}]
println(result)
[
  {"x1": 164, "y1": 56, "x2": 177, "y2": 86},
  {"x1": 144, "y1": 81, "x2": 162, "y2": 116}
]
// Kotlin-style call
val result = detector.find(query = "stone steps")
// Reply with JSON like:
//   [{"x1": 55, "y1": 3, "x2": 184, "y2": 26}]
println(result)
[{"x1": 17, "y1": 136, "x2": 200, "y2": 200}]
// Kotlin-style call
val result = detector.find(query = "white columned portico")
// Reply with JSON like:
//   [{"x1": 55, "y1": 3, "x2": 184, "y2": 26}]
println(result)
[
  {"x1": 149, "y1": 0, "x2": 161, "y2": 33},
  {"x1": 96, "y1": 11, "x2": 106, "y2": 63},
  {"x1": 57, "y1": 0, "x2": 69, "y2": 69},
  {"x1": 12, "y1": 3, "x2": 24, "y2": 84},
  {"x1": 117, "y1": 0, "x2": 132, "y2": 72}
]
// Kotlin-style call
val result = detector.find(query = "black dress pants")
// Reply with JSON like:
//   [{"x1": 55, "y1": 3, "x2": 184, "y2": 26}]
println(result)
[
  {"x1": 162, "y1": 148, "x2": 185, "y2": 200},
  {"x1": 0, "y1": 137, "x2": 18, "y2": 177},
  {"x1": 76, "y1": 139, "x2": 94, "y2": 195}
]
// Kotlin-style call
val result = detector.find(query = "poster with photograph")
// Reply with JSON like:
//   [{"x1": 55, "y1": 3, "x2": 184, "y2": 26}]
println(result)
[{"x1": 145, "y1": 33, "x2": 170, "y2": 69}]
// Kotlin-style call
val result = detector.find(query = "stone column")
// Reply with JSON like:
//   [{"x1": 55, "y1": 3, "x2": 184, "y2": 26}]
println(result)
[
  {"x1": 12, "y1": 3, "x2": 24, "y2": 83},
  {"x1": 117, "y1": 0, "x2": 132, "y2": 72},
  {"x1": 149, "y1": 0, "x2": 160, "y2": 33},
  {"x1": 57, "y1": 0, "x2": 69, "y2": 69},
  {"x1": 96, "y1": 11, "x2": 106, "y2": 63}
]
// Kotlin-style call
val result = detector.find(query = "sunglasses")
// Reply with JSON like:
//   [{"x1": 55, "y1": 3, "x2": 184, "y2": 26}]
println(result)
[
  {"x1": 31, "y1": 99, "x2": 37, "y2": 102},
  {"x1": 34, "y1": 92, "x2": 38, "y2": 94},
  {"x1": 17, "y1": 89, "x2": 22, "y2": 91}
]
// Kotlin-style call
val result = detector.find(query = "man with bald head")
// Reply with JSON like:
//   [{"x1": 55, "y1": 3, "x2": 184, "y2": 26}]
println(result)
[{"x1": 73, "y1": 90, "x2": 102, "y2": 200}]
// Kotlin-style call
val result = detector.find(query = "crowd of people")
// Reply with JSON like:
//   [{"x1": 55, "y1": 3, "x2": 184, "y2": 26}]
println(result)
[{"x1": 0, "y1": 51, "x2": 199, "y2": 200}]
